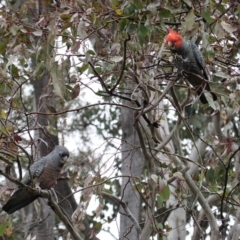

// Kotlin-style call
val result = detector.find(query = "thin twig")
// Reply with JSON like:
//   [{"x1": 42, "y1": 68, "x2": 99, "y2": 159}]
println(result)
[
  {"x1": 102, "y1": 191, "x2": 141, "y2": 236},
  {"x1": 220, "y1": 146, "x2": 240, "y2": 230},
  {"x1": 110, "y1": 34, "x2": 131, "y2": 93}
]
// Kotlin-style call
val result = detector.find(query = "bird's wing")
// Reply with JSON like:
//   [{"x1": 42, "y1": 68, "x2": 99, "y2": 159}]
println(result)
[
  {"x1": 21, "y1": 156, "x2": 48, "y2": 185},
  {"x1": 189, "y1": 40, "x2": 205, "y2": 68},
  {"x1": 189, "y1": 40, "x2": 209, "y2": 80}
]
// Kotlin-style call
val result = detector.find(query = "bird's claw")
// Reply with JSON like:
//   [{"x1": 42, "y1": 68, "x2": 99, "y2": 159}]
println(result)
[{"x1": 36, "y1": 186, "x2": 42, "y2": 194}]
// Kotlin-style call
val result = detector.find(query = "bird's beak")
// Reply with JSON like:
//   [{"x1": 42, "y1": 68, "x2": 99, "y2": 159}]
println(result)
[
  {"x1": 167, "y1": 41, "x2": 174, "y2": 48},
  {"x1": 61, "y1": 156, "x2": 68, "y2": 163}
]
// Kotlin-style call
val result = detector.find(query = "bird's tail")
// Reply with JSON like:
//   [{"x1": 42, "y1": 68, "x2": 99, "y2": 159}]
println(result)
[
  {"x1": 183, "y1": 71, "x2": 217, "y2": 104},
  {"x1": 2, "y1": 189, "x2": 40, "y2": 214}
]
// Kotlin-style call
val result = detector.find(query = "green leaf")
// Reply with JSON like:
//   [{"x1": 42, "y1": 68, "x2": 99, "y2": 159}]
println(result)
[
  {"x1": 60, "y1": 14, "x2": 72, "y2": 21},
  {"x1": 213, "y1": 71, "x2": 229, "y2": 79},
  {"x1": 127, "y1": 23, "x2": 138, "y2": 34},
  {"x1": 110, "y1": 0, "x2": 120, "y2": 8},
  {"x1": 11, "y1": 98, "x2": 19, "y2": 108},
  {"x1": 89, "y1": 66, "x2": 102, "y2": 75},
  {"x1": 77, "y1": 63, "x2": 89, "y2": 74},
  {"x1": 115, "y1": 9, "x2": 123, "y2": 15},
  {"x1": 238, "y1": 5, "x2": 240, "y2": 18},
  {"x1": 66, "y1": 84, "x2": 73, "y2": 90},
  {"x1": 87, "y1": 49, "x2": 95, "y2": 55},
  {"x1": 160, "y1": 185, "x2": 170, "y2": 200},
  {"x1": 157, "y1": 194, "x2": 163, "y2": 206},
  {"x1": 0, "y1": 221, "x2": 8, "y2": 236},
  {"x1": 94, "y1": 221, "x2": 102, "y2": 231},
  {"x1": 206, "y1": 49, "x2": 215, "y2": 62},
  {"x1": 137, "y1": 25, "x2": 148, "y2": 46},
  {"x1": 138, "y1": 24, "x2": 148, "y2": 37},
  {"x1": 206, "y1": 168, "x2": 215, "y2": 183},
  {"x1": 203, "y1": 11, "x2": 214, "y2": 24},
  {"x1": 134, "y1": 1, "x2": 144, "y2": 9},
  {"x1": 124, "y1": 3, "x2": 137, "y2": 15},
  {"x1": 0, "y1": 41, "x2": 7, "y2": 54},
  {"x1": 50, "y1": 62, "x2": 67, "y2": 100},
  {"x1": 205, "y1": 92, "x2": 219, "y2": 110},
  {"x1": 182, "y1": 9, "x2": 195, "y2": 31},
  {"x1": 159, "y1": 8, "x2": 171, "y2": 18},
  {"x1": 8, "y1": 64, "x2": 19, "y2": 78},
  {"x1": 10, "y1": 25, "x2": 19, "y2": 36},
  {"x1": 216, "y1": 3, "x2": 225, "y2": 13},
  {"x1": 119, "y1": 19, "x2": 129, "y2": 32},
  {"x1": 157, "y1": 222, "x2": 163, "y2": 230}
]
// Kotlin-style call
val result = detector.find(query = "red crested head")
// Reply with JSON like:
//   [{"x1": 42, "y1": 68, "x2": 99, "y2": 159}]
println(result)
[{"x1": 165, "y1": 28, "x2": 183, "y2": 49}]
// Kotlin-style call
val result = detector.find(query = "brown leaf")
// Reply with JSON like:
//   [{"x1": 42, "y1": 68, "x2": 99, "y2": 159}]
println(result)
[
  {"x1": 221, "y1": 20, "x2": 237, "y2": 35},
  {"x1": 71, "y1": 83, "x2": 80, "y2": 99},
  {"x1": 0, "y1": 186, "x2": 12, "y2": 199},
  {"x1": 70, "y1": 74, "x2": 78, "y2": 83},
  {"x1": 14, "y1": 134, "x2": 22, "y2": 143},
  {"x1": 5, "y1": 226, "x2": 13, "y2": 237}
]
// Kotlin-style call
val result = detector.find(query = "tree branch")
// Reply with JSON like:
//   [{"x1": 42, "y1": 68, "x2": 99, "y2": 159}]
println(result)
[{"x1": 102, "y1": 191, "x2": 141, "y2": 236}]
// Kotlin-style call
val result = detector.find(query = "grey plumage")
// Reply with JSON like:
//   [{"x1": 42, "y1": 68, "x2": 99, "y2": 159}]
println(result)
[
  {"x1": 2, "y1": 145, "x2": 69, "y2": 214},
  {"x1": 166, "y1": 29, "x2": 217, "y2": 104}
]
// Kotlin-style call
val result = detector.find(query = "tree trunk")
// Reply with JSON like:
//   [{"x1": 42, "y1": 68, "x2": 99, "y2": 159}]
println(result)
[
  {"x1": 32, "y1": 71, "x2": 56, "y2": 240},
  {"x1": 120, "y1": 101, "x2": 144, "y2": 239},
  {"x1": 31, "y1": 68, "x2": 78, "y2": 239}
]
